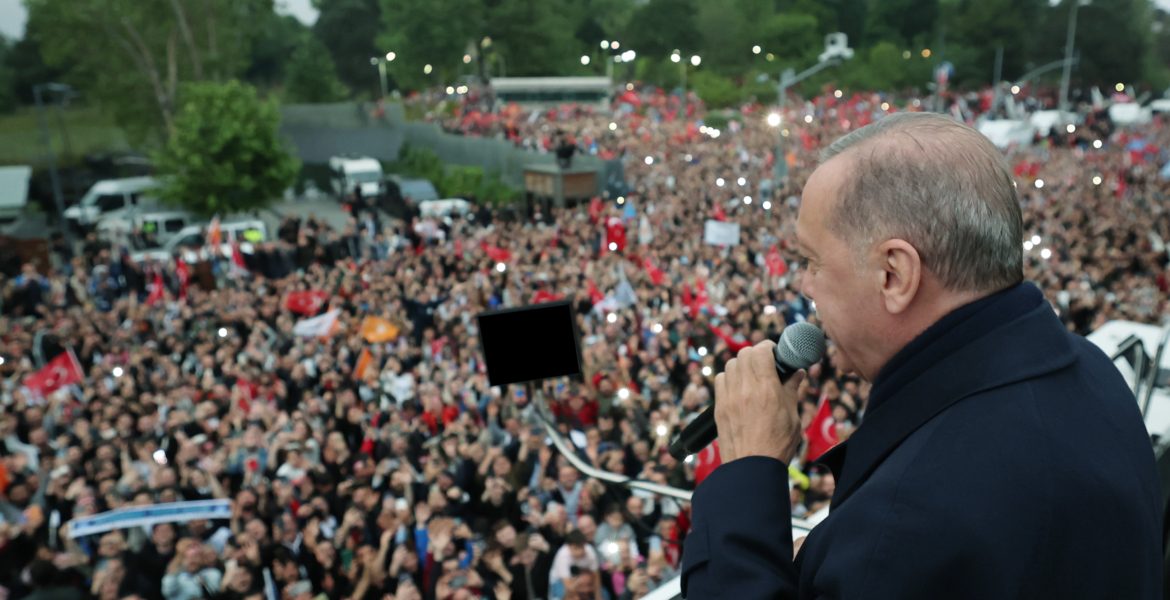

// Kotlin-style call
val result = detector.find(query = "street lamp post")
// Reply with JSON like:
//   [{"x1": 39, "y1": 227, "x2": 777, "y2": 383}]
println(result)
[
  {"x1": 371, "y1": 52, "x2": 396, "y2": 98},
  {"x1": 33, "y1": 82, "x2": 73, "y2": 249},
  {"x1": 770, "y1": 34, "x2": 853, "y2": 186},
  {"x1": 672, "y1": 51, "x2": 700, "y2": 116},
  {"x1": 1058, "y1": 0, "x2": 1087, "y2": 115}
]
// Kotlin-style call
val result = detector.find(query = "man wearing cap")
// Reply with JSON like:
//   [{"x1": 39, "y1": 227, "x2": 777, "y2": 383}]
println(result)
[{"x1": 681, "y1": 113, "x2": 1162, "y2": 598}]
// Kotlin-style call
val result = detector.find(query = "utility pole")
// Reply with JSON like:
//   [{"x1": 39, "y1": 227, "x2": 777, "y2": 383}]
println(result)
[
  {"x1": 33, "y1": 83, "x2": 73, "y2": 249},
  {"x1": 1059, "y1": 0, "x2": 1082, "y2": 115}
]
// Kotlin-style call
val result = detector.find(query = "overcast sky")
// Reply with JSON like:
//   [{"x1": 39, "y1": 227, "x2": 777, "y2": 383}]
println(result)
[
  {"x1": 0, "y1": 0, "x2": 321, "y2": 41},
  {"x1": 2, "y1": 0, "x2": 1168, "y2": 42}
]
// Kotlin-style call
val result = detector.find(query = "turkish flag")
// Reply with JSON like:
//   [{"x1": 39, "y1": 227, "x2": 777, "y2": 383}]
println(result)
[
  {"x1": 286, "y1": 290, "x2": 329, "y2": 316},
  {"x1": 231, "y1": 241, "x2": 248, "y2": 272},
  {"x1": 642, "y1": 258, "x2": 665, "y2": 286},
  {"x1": 146, "y1": 270, "x2": 165, "y2": 306},
  {"x1": 176, "y1": 258, "x2": 190, "y2": 301},
  {"x1": 766, "y1": 246, "x2": 788, "y2": 277},
  {"x1": 481, "y1": 241, "x2": 512, "y2": 264},
  {"x1": 24, "y1": 350, "x2": 84, "y2": 398},
  {"x1": 694, "y1": 440, "x2": 722, "y2": 487},
  {"x1": 804, "y1": 397, "x2": 840, "y2": 463}
]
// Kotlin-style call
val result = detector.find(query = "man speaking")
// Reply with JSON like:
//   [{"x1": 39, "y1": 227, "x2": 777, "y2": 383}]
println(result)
[{"x1": 681, "y1": 113, "x2": 1162, "y2": 598}]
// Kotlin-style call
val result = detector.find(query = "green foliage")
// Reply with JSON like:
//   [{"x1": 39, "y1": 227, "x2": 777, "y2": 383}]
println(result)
[
  {"x1": 313, "y1": 0, "x2": 383, "y2": 96},
  {"x1": 477, "y1": 172, "x2": 521, "y2": 206},
  {"x1": 443, "y1": 165, "x2": 485, "y2": 198},
  {"x1": 0, "y1": 39, "x2": 15, "y2": 114},
  {"x1": 284, "y1": 36, "x2": 349, "y2": 103},
  {"x1": 760, "y1": 13, "x2": 822, "y2": 66},
  {"x1": 866, "y1": 0, "x2": 940, "y2": 47},
  {"x1": 245, "y1": 13, "x2": 311, "y2": 87},
  {"x1": 0, "y1": 106, "x2": 129, "y2": 166},
  {"x1": 624, "y1": 0, "x2": 701, "y2": 59},
  {"x1": 689, "y1": 71, "x2": 742, "y2": 109},
  {"x1": 395, "y1": 144, "x2": 446, "y2": 186},
  {"x1": 26, "y1": 0, "x2": 269, "y2": 144},
  {"x1": 483, "y1": 0, "x2": 578, "y2": 77},
  {"x1": 392, "y1": 145, "x2": 519, "y2": 206},
  {"x1": 3, "y1": 33, "x2": 65, "y2": 107},
  {"x1": 377, "y1": 0, "x2": 480, "y2": 90},
  {"x1": 154, "y1": 81, "x2": 299, "y2": 217}
]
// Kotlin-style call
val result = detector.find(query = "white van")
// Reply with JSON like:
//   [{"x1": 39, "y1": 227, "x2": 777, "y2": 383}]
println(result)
[
  {"x1": 328, "y1": 156, "x2": 384, "y2": 199},
  {"x1": 64, "y1": 176, "x2": 160, "y2": 229},
  {"x1": 131, "y1": 219, "x2": 268, "y2": 264}
]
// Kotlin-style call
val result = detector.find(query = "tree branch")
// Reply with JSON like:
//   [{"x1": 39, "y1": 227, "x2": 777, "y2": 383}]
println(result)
[
  {"x1": 167, "y1": 0, "x2": 205, "y2": 80},
  {"x1": 103, "y1": 17, "x2": 174, "y2": 134}
]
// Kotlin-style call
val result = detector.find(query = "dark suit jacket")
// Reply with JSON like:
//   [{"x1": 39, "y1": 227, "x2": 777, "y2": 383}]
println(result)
[{"x1": 682, "y1": 283, "x2": 1162, "y2": 599}]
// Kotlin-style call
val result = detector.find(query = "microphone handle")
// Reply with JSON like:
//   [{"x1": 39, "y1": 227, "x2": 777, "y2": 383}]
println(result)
[{"x1": 667, "y1": 356, "x2": 799, "y2": 460}]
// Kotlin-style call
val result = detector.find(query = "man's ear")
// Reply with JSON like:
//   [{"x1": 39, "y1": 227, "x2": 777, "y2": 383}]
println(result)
[{"x1": 875, "y1": 239, "x2": 921, "y2": 315}]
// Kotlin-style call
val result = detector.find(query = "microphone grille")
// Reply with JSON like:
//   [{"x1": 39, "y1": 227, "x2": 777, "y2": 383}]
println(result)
[{"x1": 777, "y1": 322, "x2": 826, "y2": 369}]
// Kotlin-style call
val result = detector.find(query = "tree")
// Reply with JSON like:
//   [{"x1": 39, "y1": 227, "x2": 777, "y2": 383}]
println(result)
[
  {"x1": 690, "y1": 71, "x2": 742, "y2": 108},
  {"x1": 313, "y1": 0, "x2": 383, "y2": 95},
  {"x1": 865, "y1": 0, "x2": 940, "y2": 48},
  {"x1": 3, "y1": 32, "x2": 65, "y2": 107},
  {"x1": 1047, "y1": 0, "x2": 1150, "y2": 88},
  {"x1": 154, "y1": 80, "x2": 299, "y2": 218},
  {"x1": 482, "y1": 0, "x2": 577, "y2": 77},
  {"x1": 26, "y1": 0, "x2": 268, "y2": 142},
  {"x1": 284, "y1": 36, "x2": 348, "y2": 102},
  {"x1": 761, "y1": 13, "x2": 823, "y2": 66},
  {"x1": 940, "y1": 0, "x2": 1046, "y2": 88},
  {"x1": 697, "y1": 0, "x2": 755, "y2": 77},
  {"x1": 0, "y1": 39, "x2": 16, "y2": 113},
  {"x1": 377, "y1": 0, "x2": 480, "y2": 90},
  {"x1": 624, "y1": 0, "x2": 701, "y2": 60},
  {"x1": 245, "y1": 13, "x2": 311, "y2": 88}
]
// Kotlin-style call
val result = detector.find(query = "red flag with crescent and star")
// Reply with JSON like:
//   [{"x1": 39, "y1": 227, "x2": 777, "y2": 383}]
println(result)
[
  {"x1": 804, "y1": 396, "x2": 839, "y2": 462},
  {"x1": 286, "y1": 290, "x2": 330, "y2": 316},
  {"x1": 24, "y1": 350, "x2": 84, "y2": 399}
]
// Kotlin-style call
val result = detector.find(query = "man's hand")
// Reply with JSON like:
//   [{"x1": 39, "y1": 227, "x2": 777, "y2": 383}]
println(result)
[{"x1": 714, "y1": 341, "x2": 805, "y2": 464}]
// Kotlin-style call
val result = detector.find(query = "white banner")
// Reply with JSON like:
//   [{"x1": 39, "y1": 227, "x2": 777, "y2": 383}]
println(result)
[
  {"x1": 68, "y1": 499, "x2": 231, "y2": 539},
  {"x1": 703, "y1": 220, "x2": 740, "y2": 246}
]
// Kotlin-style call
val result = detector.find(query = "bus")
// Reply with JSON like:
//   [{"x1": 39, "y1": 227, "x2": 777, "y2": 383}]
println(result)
[{"x1": 489, "y1": 77, "x2": 612, "y2": 110}]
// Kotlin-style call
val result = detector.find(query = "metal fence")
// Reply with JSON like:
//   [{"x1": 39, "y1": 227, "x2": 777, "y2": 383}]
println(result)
[{"x1": 279, "y1": 102, "x2": 606, "y2": 189}]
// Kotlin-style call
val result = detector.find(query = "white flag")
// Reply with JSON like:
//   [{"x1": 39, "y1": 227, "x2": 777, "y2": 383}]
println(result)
[{"x1": 293, "y1": 309, "x2": 340, "y2": 338}]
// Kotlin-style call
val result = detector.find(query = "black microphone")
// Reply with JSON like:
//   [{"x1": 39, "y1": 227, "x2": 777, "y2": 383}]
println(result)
[{"x1": 668, "y1": 322, "x2": 826, "y2": 460}]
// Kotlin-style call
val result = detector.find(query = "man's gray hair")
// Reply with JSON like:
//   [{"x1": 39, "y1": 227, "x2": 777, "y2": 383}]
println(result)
[{"x1": 820, "y1": 112, "x2": 1023, "y2": 293}]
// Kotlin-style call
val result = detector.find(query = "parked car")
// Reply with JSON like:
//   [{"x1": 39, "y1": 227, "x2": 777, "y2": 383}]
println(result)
[
  {"x1": 130, "y1": 219, "x2": 268, "y2": 264},
  {"x1": 96, "y1": 207, "x2": 195, "y2": 247}
]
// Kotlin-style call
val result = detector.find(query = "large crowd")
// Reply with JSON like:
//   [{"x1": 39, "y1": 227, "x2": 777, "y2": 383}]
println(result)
[{"x1": 2, "y1": 81, "x2": 1169, "y2": 600}]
